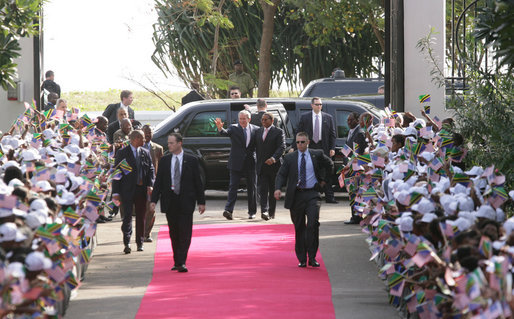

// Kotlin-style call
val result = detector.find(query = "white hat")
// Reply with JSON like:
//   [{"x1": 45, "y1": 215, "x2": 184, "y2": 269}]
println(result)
[
  {"x1": 2, "y1": 160, "x2": 20, "y2": 170},
  {"x1": 509, "y1": 190, "x2": 514, "y2": 201},
  {"x1": 412, "y1": 119, "x2": 426, "y2": 128},
  {"x1": 420, "y1": 152, "x2": 434, "y2": 162},
  {"x1": 456, "y1": 195, "x2": 475, "y2": 212},
  {"x1": 53, "y1": 153, "x2": 70, "y2": 165},
  {"x1": 25, "y1": 251, "x2": 52, "y2": 271},
  {"x1": 25, "y1": 213, "x2": 45, "y2": 229},
  {"x1": 398, "y1": 216, "x2": 413, "y2": 232},
  {"x1": 394, "y1": 190, "x2": 411, "y2": 206},
  {"x1": 0, "y1": 222, "x2": 27, "y2": 242},
  {"x1": 21, "y1": 149, "x2": 41, "y2": 162},
  {"x1": 420, "y1": 213, "x2": 437, "y2": 224},
  {"x1": 496, "y1": 208, "x2": 505, "y2": 223},
  {"x1": 465, "y1": 166, "x2": 484, "y2": 176},
  {"x1": 440, "y1": 195, "x2": 456, "y2": 215},
  {"x1": 8, "y1": 178, "x2": 24, "y2": 188},
  {"x1": 35, "y1": 180, "x2": 54, "y2": 192},
  {"x1": 475, "y1": 205, "x2": 496, "y2": 220},
  {"x1": 6, "y1": 262, "x2": 25, "y2": 278},
  {"x1": 30, "y1": 199, "x2": 48, "y2": 212},
  {"x1": 457, "y1": 211, "x2": 476, "y2": 224},
  {"x1": 503, "y1": 217, "x2": 514, "y2": 237},
  {"x1": 56, "y1": 191, "x2": 76, "y2": 206},
  {"x1": 0, "y1": 208, "x2": 13, "y2": 218},
  {"x1": 67, "y1": 175, "x2": 84, "y2": 192},
  {"x1": 42, "y1": 129, "x2": 56, "y2": 140},
  {"x1": 393, "y1": 128, "x2": 404, "y2": 136},
  {"x1": 451, "y1": 217, "x2": 473, "y2": 232},
  {"x1": 402, "y1": 127, "x2": 418, "y2": 137},
  {"x1": 452, "y1": 166, "x2": 464, "y2": 175},
  {"x1": 411, "y1": 198, "x2": 435, "y2": 215},
  {"x1": 64, "y1": 144, "x2": 81, "y2": 155}
]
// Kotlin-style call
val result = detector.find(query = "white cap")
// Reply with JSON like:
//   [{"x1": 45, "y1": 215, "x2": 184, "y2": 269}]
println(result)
[
  {"x1": 56, "y1": 191, "x2": 76, "y2": 206},
  {"x1": 30, "y1": 199, "x2": 48, "y2": 212},
  {"x1": 42, "y1": 129, "x2": 56, "y2": 140},
  {"x1": 54, "y1": 153, "x2": 70, "y2": 165},
  {"x1": 35, "y1": 180, "x2": 54, "y2": 192},
  {"x1": 21, "y1": 149, "x2": 41, "y2": 162},
  {"x1": 0, "y1": 222, "x2": 27, "y2": 242},
  {"x1": 440, "y1": 194, "x2": 456, "y2": 215},
  {"x1": 402, "y1": 126, "x2": 418, "y2": 137},
  {"x1": 6, "y1": 262, "x2": 25, "y2": 278},
  {"x1": 503, "y1": 217, "x2": 514, "y2": 237},
  {"x1": 465, "y1": 166, "x2": 484, "y2": 176},
  {"x1": 64, "y1": 144, "x2": 81, "y2": 155},
  {"x1": 399, "y1": 216, "x2": 413, "y2": 232},
  {"x1": 66, "y1": 174, "x2": 84, "y2": 192},
  {"x1": 25, "y1": 251, "x2": 52, "y2": 271},
  {"x1": 420, "y1": 152, "x2": 434, "y2": 162},
  {"x1": 457, "y1": 211, "x2": 476, "y2": 224},
  {"x1": 496, "y1": 208, "x2": 505, "y2": 223},
  {"x1": 394, "y1": 190, "x2": 411, "y2": 206},
  {"x1": 7, "y1": 178, "x2": 24, "y2": 188},
  {"x1": 411, "y1": 197, "x2": 435, "y2": 215},
  {"x1": 420, "y1": 213, "x2": 437, "y2": 224},
  {"x1": 451, "y1": 217, "x2": 473, "y2": 232},
  {"x1": 451, "y1": 184, "x2": 469, "y2": 195},
  {"x1": 475, "y1": 205, "x2": 496, "y2": 220}
]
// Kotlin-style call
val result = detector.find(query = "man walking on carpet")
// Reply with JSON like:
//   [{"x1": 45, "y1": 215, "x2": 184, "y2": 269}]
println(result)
[
  {"x1": 274, "y1": 132, "x2": 333, "y2": 268},
  {"x1": 150, "y1": 133, "x2": 206, "y2": 273}
]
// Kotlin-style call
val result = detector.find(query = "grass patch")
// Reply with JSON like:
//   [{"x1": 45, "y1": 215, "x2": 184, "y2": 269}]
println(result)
[{"x1": 62, "y1": 89, "x2": 300, "y2": 112}]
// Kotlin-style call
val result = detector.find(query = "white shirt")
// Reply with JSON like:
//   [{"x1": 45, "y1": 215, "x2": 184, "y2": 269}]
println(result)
[
  {"x1": 262, "y1": 126, "x2": 272, "y2": 140},
  {"x1": 130, "y1": 145, "x2": 139, "y2": 160},
  {"x1": 312, "y1": 111, "x2": 322, "y2": 141},
  {"x1": 170, "y1": 151, "x2": 184, "y2": 191}
]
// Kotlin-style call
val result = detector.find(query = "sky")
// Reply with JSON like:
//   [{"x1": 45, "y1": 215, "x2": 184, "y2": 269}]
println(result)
[{"x1": 42, "y1": 0, "x2": 185, "y2": 92}]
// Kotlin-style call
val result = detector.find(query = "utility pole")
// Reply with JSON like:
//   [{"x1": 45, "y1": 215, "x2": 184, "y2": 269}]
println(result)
[{"x1": 388, "y1": 0, "x2": 405, "y2": 112}]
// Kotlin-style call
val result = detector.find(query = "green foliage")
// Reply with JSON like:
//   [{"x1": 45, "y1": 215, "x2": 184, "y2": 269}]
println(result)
[
  {"x1": 447, "y1": 54, "x2": 514, "y2": 191},
  {"x1": 474, "y1": 0, "x2": 514, "y2": 71},
  {"x1": 152, "y1": 0, "x2": 383, "y2": 97},
  {"x1": 0, "y1": 0, "x2": 43, "y2": 90}
]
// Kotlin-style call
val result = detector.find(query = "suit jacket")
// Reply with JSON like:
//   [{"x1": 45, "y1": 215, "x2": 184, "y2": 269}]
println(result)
[
  {"x1": 296, "y1": 111, "x2": 336, "y2": 156},
  {"x1": 113, "y1": 129, "x2": 129, "y2": 144},
  {"x1": 255, "y1": 125, "x2": 285, "y2": 175},
  {"x1": 147, "y1": 141, "x2": 164, "y2": 175},
  {"x1": 151, "y1": 153, "x2": 206, "y2": 214},
  {"x1": 103, "y1": 103, "x2": 135, "y2": 124},
  {"x1": 112, "y1": 145, "x2": 155, "y2": 199},
  {"x1": 275, "y1": 149, "x2": 333, "y2": 209},
  {"x1": 219, "y1": 124, "x2": 259, "y2": 171},
  {"x1": 346, "y1": 126, "x2": 367, "y2": 155}
]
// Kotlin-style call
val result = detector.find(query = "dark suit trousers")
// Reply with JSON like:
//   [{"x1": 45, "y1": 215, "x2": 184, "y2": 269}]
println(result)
[
  {"x1": 290, "y1": 190, "x2": 321, "y2": 262},
  {"x1": 225, "y1": 168, "x2": 257, "y2": 214},
  {"x1": 121, "y1": 185, "x2": 147, "y2": 246},
  {"x1": 165, "y1": 193, "x2": 194, "y2": 266},
  {"x1": 258, "y1": 170, "x2": 277, "y2": 216}
]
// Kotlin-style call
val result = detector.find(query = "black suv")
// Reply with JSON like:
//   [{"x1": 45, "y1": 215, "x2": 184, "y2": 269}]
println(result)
[
  {"x1": 300, "y1": 77, "x2": 385, "y2": 109},
  {"x1": 152, "y1": 98, "x2": 383, "y2": 189}
]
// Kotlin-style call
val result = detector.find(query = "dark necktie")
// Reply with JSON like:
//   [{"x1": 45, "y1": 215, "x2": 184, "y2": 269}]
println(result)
[
  {"x1": 299, "y1": 153, "x2": 306, "y2": 188},
  {"x1": 243, "y1": 127, "x2": 248, "y2": 147},
  {"x1": 136, "y1": 149, "x2": 143, "y2": 185},
  {"x1": 173, "y1": 156, "x2": 181, "y2": 195},
  {"x1": 314, "y1": 115, "x2": 320, "y2": 143}
]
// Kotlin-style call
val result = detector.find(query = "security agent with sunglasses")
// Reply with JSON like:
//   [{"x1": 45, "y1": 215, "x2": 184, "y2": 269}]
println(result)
[
  {"x1": 295, "y1": 97, "x2": 337, "y2": 203},
  {"x1": 275, "y1": 132, "x2": 333, "y2": 268}
]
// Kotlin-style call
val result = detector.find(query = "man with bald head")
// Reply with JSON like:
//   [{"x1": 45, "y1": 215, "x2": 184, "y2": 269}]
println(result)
[
  {"x1": 113, "y1": 130, "x2": 155, "y2": 253},
  {"x1": 113, "y1": 118, "x2": 132, "y2": 144},
  {"x1": 107, "y1": 107, "x2": 141, "y2": 143}
]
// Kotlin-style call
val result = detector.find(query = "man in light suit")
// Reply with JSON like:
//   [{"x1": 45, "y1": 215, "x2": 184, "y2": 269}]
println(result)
[
  {"x1": 275, "y1": 132, "x2": 333, "y2": 267},
  {"x1": 150, "y1": 133, "x2": 206, "y2": 273},
  {"x1": 103, "y1": 90, "x2": 135, "y2": 124},
  {"x1": 343, "y1": 112, "x2": 368, "y2": 225},
  {"x1": 142, "y1": 125, "x2": 164, "y2": 242},
  {"x1": 255, "y1": 112, "x2": 285, "y2": 220},
  {"x1": 296, "y1": 97, "x2": 338, "y2": 203},
  {"x1": 113, "y1": 130, "x2": 155, "y2": 254},
  {"x1": 215, "y1": 110, "x2": 259, "y2": 220}
]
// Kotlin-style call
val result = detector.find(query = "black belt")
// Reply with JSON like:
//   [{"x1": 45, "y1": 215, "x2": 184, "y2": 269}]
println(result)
[{"x1": 296, "y1": 187, "x2": 315, "y2": 192}]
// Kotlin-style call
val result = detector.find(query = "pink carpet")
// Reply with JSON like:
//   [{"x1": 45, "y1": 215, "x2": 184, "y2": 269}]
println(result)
[{"x1": 136, "y1": 223, "x2": 335, "y2": 319}]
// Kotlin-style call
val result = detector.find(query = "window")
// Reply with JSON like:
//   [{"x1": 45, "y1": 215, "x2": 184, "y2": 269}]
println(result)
[
  {"x1": 185, "y1": 111, "x2": 226, "y2": 137},
  {"x1": 335, "y1": 110, "x2": 351, "y2": 138}
]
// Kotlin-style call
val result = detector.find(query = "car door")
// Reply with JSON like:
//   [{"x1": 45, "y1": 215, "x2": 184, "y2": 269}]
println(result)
[{"x1": 182, "y1": 110, "x2": 230, "y2": 189}]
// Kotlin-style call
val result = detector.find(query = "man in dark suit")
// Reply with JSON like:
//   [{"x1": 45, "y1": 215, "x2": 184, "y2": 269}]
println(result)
[
  {"x1": 274, "y1": 132, "x2": 333, "y2": 267},
  {"x1": 296, "y1": 97, "x2": 338, "y2": 203},
  {"x1": 113, "y1": 130, "x2": 155, "y2": 254},
  {"x1": 255, "y1": 112, "x2": 285, "y2": 220},
  {"x1": 107, "y1": 107, "x2": 142, "y2": 144},
  {"x1": 150, "y1": 133, "x2": 205, "y2": 273},
  {"x1": 343, "y1": 112, "x2": 368, "y2": 225},
  {"x1": 142, "y1": 125, "x2": 164, "y2": 243},
  {"x1": 250, "y1": 99, "x2": 277, "y2": 127},
  {"x1": 215, "y1": 110, "x2": 259, "y2": 220},
  {"x1": 103, "y1": 90, "x2": 135, "y2": 124}
]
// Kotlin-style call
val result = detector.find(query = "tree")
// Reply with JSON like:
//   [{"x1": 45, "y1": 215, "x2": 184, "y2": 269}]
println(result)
[
  {"x1": 152, "y1": 0, "x2": 384, "y2": 97},
  {"x1": 0, "y1": 0, "x2": 42, "y2": 90}
]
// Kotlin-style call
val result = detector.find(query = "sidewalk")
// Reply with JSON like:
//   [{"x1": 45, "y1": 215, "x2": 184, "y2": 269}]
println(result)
[{"x1": 65, "y1": 191, "x2": 399, "y2": 318}]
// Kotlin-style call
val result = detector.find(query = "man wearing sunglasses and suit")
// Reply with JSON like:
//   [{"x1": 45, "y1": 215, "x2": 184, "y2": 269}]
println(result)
[
  {"x1": 295, "y1": 97, "x2": 338, "y2": 204},
  {"x1": 274, "y1": 132, "x2": 333, "y2": 268}
]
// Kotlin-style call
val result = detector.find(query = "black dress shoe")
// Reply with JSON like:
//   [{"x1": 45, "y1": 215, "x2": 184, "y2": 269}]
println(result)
[
  {"x1": 223, "y1": 210, "x2": 233, "y2": 220},
  {"x1": 325, "y1": 199, "x2": 339, "y2": 204},
  {"x1": 124, "y1": 245, "x2": 131, "y2": 254},
  {"x1": 298, "y1": 261, "x2": 307, "y2": 268},
  {"x1": 171, "y1": 265, "x2": 178, "y2": 271},
  {"x1": 177, "y1": 265, "x2": 188, "y2": 272},
  {"x1": 344, "y1": 219, "x2": 360, "y2": 225},
  {"x1": 137, "y1": 244, "x2": 144, "y2": 251},
  {"x1": 144, "y1": 237, "x2": 153, "y2": 243},
  {"x1": 261, "y1": 212, "x2": 270, "y2": 221},
  {"x1": 308, "y1": 258, "x2": 320, "y2": 267},
  {"x1": 248, "y1": 214, "x2": 256, "y2": 219},
  {"x1": 96, "y1": 218, "x2": 106, "y2": 224}
]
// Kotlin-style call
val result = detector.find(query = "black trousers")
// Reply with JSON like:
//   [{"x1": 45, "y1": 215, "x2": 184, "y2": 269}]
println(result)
[
  {"x1": 258, "y1": 170, "x2": 277, "y2": 217},
  {"x1": 289, "y1": 189, "x2": 321, "y2": 262},
  {"x1": 121, "y1": 185, "x2": 147, "y2": 246},
  {"x1": 165, "y1": 193, "x2": 194, "y2": 266},
  {"x1": 225, "y1": 168, "x2": 257, "y2": 214}
]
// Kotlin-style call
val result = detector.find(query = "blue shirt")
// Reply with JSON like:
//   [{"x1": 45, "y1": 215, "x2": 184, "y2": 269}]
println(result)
[{"x1": 297, "y1": 150, "x2": 317, "y2": 188}]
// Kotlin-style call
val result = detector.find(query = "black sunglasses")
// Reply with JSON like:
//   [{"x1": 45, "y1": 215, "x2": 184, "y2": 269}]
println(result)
[
  {"x1": 296, "y1": 141, "x2": 307, "y2": 144},
  {"x1": 313, "y1": 103, "x2": 322, "y2": 106}
]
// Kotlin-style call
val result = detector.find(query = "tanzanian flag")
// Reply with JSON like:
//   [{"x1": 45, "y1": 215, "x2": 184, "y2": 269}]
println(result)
[{"x1": 418, "y1": 94, "x2": 431, "y2": 103}]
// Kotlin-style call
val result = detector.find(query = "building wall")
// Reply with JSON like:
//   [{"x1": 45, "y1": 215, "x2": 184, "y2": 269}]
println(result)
[
  {"x1": 403, "y1": 0, "x2": 451, "y2": 119},
  {"x1": 0, "y1": 37, "x2": 37, "y2": 132}
]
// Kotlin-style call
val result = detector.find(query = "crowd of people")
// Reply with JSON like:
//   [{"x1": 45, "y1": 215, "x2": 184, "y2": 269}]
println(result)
[{"x1": 338, "y1": 106, "x2": 514, "y2": 317}]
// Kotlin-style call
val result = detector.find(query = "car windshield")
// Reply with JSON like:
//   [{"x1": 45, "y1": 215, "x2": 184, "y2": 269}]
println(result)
[{"x1": 306, "y1": 81, "x2": 383, "y2": 97}]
